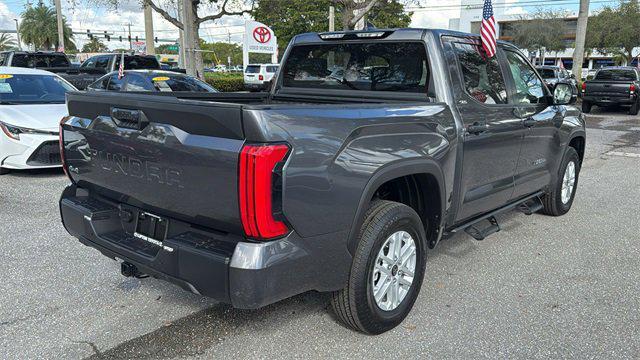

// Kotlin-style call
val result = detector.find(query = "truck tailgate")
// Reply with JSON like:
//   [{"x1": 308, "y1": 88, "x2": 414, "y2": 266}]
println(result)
[
  {"x1": 62, "y1": 92, "x2": 245, "y2": 234},
  {"x1": 585, "y1": 81, "x2": 632, "y2": 96}
]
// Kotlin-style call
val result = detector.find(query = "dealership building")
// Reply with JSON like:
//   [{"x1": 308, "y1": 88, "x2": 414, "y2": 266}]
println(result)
[{"x1": 446, "y1": 0, "x2": 636, "y2": 77}]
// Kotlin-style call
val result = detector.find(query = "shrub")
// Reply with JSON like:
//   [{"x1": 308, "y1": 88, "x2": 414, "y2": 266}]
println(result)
[{"x1": 204, "y1": 73, "x2": 245, "y2": 92}]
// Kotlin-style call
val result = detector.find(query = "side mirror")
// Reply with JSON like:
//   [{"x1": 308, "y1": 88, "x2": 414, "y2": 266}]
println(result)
[{"x1": 553, "y1": 82, "x2": 576, "y2": 105}]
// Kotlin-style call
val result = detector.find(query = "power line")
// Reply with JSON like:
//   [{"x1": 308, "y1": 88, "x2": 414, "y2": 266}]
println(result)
[{"x1": 406, "y1": 0, "x2": 616, "y2": 11}]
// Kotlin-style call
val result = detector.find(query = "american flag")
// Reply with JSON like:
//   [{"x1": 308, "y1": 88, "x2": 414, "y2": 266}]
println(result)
[
  {"x1": 481, "y1": 0, "x2": 497, "y2": 58},
  {"x1": 117, "y1": 52, "x2": 125, "y2": 79}
]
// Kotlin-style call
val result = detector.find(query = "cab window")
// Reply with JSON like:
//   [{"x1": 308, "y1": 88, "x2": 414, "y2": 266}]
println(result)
[
  {"x1": 95, "y1": 56, "x2": 111, "y2": 71},
  {"x1": 125, "y1": 74, "x2": 153, "y2": 91},
  {"x1": 107, "y1": 74, "x2": 124, "y2": 91},
  {"x1": 453, "y1": 42, "x2": 508, "y2": 104},
  {"x1": 504, "y1": 50, "x2": 546, "y2": 104}
]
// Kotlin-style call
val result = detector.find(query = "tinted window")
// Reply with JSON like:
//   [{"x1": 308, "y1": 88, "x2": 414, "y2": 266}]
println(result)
[
  {"x1": 115, "y1": 56, "x2": 160, "y2": 70},
  {"x1": 453, "y1": 42, "x2": 507, "y2": 104},
  {"x1": 245, "y1": 65, "x2": 260, "y2": 74},
  {"x1": 11, "y1": 54, "x2": 70, "y2": 68},
  {"x1": 282, "y1": 42, "x2": 429, "y2": 93},
  {"x1": 95, "y1": 56, "x2": 110, "y2": 70},
  {"x1": 0, "y1": 53, "x2": 6, "y2": 66},
  {"x1": 595, "y1": 69, "x2": 637, "y2": 81},
  {"x1": 0, "y1": 74, "x2": 74, "y2": 104},
  {"x1": 107, "y1": 74, "x2": 124, "y2": 91},
  {"x1": 81, "y1": 57, "x2": 97, "y2": 68},
  {"x1": 505, "y1": 50, "x2": 546, "y2": 104},
  {"x1": 150, "y1": 74, "x2": 216, "y2": 92},
  {"x1": 538, "y1": 69, "x2": 556, "y2": 79},
  {"x1": 266, "y1": 66, "x2": 279, "y2": 73},
  {"x1": 125, "y1": 74, "x2": 153, "y2": 91},
  {"x1": 88, "y1": 75, "x2": 109, "y2": 90},
  {"x1": 10, "y1": 54, "x2": 29, "y2": 67},
  {"x1": 48, "y1": 55, "x2": 69, "y2": 67}
]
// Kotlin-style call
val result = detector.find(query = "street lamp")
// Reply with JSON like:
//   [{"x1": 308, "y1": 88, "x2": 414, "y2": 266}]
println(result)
[{"x1": 13, "y1": 19, "x2": 22, "y2": 51}]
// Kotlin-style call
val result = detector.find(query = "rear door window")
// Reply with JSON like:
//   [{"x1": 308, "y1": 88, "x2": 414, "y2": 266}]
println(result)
[
  {"x1": 125, "y1": 74, "x2": 153, "y2": 91},
  {"x1": 452, "y1": 42, "x2": 508, "y2": 104},
  {"x1": 282, "y1": 42, "x2": 429, "y2": 93},
  {"x1": 245, "y1": 65, "x2": 260, "y2": 74},
  {"x1": 266, "y1": 66, "x2": 279, "y2": 73}
]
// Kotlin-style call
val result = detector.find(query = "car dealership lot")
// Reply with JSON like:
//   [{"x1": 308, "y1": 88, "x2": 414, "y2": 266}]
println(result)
[{"x1": 1, "y1": 109, "x2": 639, "y2": 359}]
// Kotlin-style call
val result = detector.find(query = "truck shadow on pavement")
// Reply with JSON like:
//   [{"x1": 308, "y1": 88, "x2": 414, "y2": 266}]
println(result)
[
  {"x1": 84, "y1": 211, "x2": 523, "y2": 359},
  {"x1": 3, "y1": 168, "x2": 65, "y2": 178}
]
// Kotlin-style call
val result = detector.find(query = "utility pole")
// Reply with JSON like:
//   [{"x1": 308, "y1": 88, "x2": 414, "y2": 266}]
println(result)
[
  {"x1": 572, "y1": 0, "x2": 590, "y2": 80},
  {"x1": 182, "y1": 0, "x2": 196, "y2": 76},
  {"x1": 329, "y1": 6, "x2": 335, "y2": 31},
  {"x1": 144, "y1": 3, "x2": 155, "y2": 55},
  {"x1": 128, "y1": 23, "x2": 133, "y2": 50},
  {"x1": 54, "y1": 0, "x2": 65, "y2": 51},
  {"x1": 176, "y1": 1, "x2": 185, "y2": 68},
  {"x1": 13, "y1": 19, "x2": 22, "y2": 50}
]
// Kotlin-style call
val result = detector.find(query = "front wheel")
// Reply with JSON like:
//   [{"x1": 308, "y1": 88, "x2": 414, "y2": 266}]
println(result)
[
  {"x1": 541, "y1": 147, "x2": 580, "y2": 216},
  {"x1": 331, "y1": 201, "x2": 427, "y2": 334}
]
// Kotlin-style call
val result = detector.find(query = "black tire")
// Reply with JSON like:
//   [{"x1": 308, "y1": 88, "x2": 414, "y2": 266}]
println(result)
[
  {"x1": 541, "y1": 147, "x2": 580, "y2": 216},
  {"x1": 331, "y1": 200, "x2": 427, "y2": 334},
  {"x1": 0, "y1": 167, "x2": 9, "y2": 175},
  {"x1": 629, "y1": 99, "x2": 639, "y2": 115},
  {"x1": 581, "y1": 100, "x2": 592, "y2": 113}
]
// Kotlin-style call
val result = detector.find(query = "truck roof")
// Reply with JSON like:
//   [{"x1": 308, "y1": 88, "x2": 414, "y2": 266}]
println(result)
[{"x1": 291, "y1": 28, "x2": 517, "y2": 48}]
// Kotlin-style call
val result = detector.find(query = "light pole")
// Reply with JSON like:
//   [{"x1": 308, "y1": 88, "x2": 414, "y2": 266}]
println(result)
[{"x1": 13, "y1": 19, "x2": 22, "y2": 50}]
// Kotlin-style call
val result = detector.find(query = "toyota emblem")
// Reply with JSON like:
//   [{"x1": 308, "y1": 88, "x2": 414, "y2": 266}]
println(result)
[{"x1": 253, "y1": 26, "x2": 272, "y2": 44}]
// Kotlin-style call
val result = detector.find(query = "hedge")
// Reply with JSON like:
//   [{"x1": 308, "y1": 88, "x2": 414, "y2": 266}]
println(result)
[{"x1": 204, "y1": 73, "x2": 245, "y2": 92}]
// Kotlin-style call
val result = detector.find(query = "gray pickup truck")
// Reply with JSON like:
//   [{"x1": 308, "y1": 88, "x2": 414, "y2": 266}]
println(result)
[
  {"x1": 581, "y1": 66, "x2": 640, "y2": 115},
  {"x1": 59, "y1": 29, "x2": 586, "y2": 334}
]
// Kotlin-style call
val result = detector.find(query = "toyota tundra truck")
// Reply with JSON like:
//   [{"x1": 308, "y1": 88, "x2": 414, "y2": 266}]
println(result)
[{"x1": 59, "y1": 29, "x2": 586, "y2": 334}]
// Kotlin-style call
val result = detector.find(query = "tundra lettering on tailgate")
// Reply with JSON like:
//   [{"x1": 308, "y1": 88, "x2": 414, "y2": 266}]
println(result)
[{"x1": 88, "y1": 149, "x2": 183, "y2": 188}]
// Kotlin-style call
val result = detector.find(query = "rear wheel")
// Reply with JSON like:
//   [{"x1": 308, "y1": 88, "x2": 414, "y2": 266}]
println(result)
[
  {"x1": 581, "y1": 100, "x2": 592, "y2": 113},
  {"x1": 541, "y1": 147, "x2": 580, "y2": 216},
  {"x1": 331, "y1": 201, "x2": 427, "y2": 334}
]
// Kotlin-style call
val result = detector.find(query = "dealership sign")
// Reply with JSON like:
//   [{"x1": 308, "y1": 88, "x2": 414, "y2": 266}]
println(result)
[{"x1": 243, "y1": 21, "x2": 278, "y2": 67}]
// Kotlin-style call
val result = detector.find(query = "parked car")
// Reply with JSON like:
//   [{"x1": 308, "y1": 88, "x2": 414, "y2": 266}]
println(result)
[
  {"x1": 536, "y1": 65, "x2": 578, "y2": 93},
  {"x1": 244, "y1": 63, "x2": 279, "y2": 91},
  {"x1": 581, "y1": 66, "x2": 640, "y2": 114},
  {"x1": 86, "y1": 70, "x2": 217, "y2": 93},
  {"x1": 59, "y1": 29, "x2": 585, "y2": 334},
  {"x1": 0, "y1": 67, "x2": 76, "y2": 174},
  {"x1": 0, "y1": 51, "x2": 104, "y2": 90}
]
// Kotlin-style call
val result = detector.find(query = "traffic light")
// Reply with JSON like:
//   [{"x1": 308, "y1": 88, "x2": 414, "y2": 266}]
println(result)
[
  {"x1": 119, "y1": 36, "x2": 122, "y2": 42},
  {"x1": 87, "y1": 29, "x2": 92, "y2": 39},
  {"x1": 154, "y1": 37, "x2": 158, "y2": 43},
  {"x1": 135, "y1": 36, "x2": 138, "y2": 42},
  {"x1": 104, "y1": 31, "x2": 110, "y2": 41},
  {"x1": 128, "y1": 35, "x2": 131, "y2": 42}
]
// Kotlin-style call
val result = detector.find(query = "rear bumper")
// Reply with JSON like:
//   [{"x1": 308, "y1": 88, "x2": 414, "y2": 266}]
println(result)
[
  {"x1": 244, "y1": 82, "x2": 269, "y2": 90},
  {"x1": 582, "y1": 94, "x2": 636, "y2": 105},
  {"x1": 59, "y1": 185, "x2": 351, "y2": 309}
]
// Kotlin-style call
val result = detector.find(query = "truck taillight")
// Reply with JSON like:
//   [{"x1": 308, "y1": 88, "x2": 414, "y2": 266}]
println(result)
[
  {"x1": 631, "y1": 84, "x2": 636, "y2": 94},
  {"x1": 259, "y1": 74, "x2": 264, "y2": 81},
  {"x1": 59, "y1": 116, "x2": 71, "y2": 180},
  {"x1": 239, "y1": 144, "x2": 290, "y2": 240},
  {"x1": 581, "y1": 82, "x2": 586, "y2": 92}
]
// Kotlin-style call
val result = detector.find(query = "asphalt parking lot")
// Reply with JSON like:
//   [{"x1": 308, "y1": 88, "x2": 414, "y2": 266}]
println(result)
[{"x1": 1, "y1": 107, "x2": 639, "y2": 359}]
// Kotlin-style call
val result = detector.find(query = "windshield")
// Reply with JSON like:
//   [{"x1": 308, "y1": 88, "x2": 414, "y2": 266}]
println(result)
[
  {"x1": 595, "y1": 69, "x2": 637, "y2": 81},
  {"x1": 0, "y1": 74, "x2": 75, "y2": 104},
  {"x1": 114, "y1": 56, "x2": 160, "y2": 70},
  {"x1": 538, "y1": 69, "x2": 556, "y2": 79},
  {"x1": 11, "y1": 54, "x2": 70, "y2": 68},
  {"x1": 149, "y1": 74, "x2": 216, "y2": 92},
  {"x1": 245, "y1": 65, "x2": 260, "y2": 74},
  {"x1": 282, "y1": 42, "x2": 429, "y2": 93}
]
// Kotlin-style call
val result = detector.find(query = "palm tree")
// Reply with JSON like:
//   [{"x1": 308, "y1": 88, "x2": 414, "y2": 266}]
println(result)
[
  {"x1": 0, "y1": 33, "x2": 17, "y2": 51},
  {"x1": 19, "y1": 4, "x2": 74, "y2": 51}
]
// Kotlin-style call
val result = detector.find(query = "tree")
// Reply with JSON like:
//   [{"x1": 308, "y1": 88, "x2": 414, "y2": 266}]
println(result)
[
  {"x1": 253, "y1": 0, "x2": 413, "y2": 52},
  {"x1": 82, "y1": 37, "x2": 108, "y2": 53},
  {"x1": 586, "y1": 1, "x2": 640, "y2": 65},
  {"x1": 511, "y1": 8, "x2": 570, "y2": 62},
  {"x1": 200, "y1": 41, "x2": 243, "y2": 66},
  {"x1": 0, "y1": 33, "x2": 17, "y2": 51},
  {"x1": 19, "y1": 4, "x2": 74, "y2": 51}
]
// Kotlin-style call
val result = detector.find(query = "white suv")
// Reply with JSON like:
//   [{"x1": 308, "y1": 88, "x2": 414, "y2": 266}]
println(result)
[{"x1": 244, "y1": 64, "x2": 279, "y2": 91}]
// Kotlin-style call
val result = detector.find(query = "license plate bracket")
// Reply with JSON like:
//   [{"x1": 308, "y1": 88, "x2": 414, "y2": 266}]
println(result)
[{"x1": 135, "y1": 211, "x2": 169, "y2": 242}]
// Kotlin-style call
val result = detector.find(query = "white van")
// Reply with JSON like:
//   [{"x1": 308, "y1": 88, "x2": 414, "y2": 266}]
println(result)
[{"x1": 244, "y1": 64, "x2": 279, "y2": 91}]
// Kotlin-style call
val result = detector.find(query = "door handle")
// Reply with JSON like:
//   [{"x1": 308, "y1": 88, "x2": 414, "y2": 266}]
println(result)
[
  {"x1": 523, "y1": 118, "x2": 536, "y2": 128},
  {"x1": 467, "y1": 122, "x2": 489, "y2": 135}
]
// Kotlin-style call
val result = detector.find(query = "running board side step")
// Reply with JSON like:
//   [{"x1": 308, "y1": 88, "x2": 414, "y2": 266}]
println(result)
[
  {"x1": 464, "y1": 216, "x2": 500, "y2": 241},
  {"x1": 517, "y1": 196, "x2": 544, "y2": 215}
]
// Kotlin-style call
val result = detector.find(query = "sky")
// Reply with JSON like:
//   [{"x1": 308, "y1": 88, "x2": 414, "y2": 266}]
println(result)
[{"x1": 0, "y1": 0, "x2": 617, "y2": 51}]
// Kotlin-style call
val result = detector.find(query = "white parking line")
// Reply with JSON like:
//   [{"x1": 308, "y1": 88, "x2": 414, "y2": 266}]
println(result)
[{"x1": 606, "y1": 151, "x2": 640, "y2": 158}]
